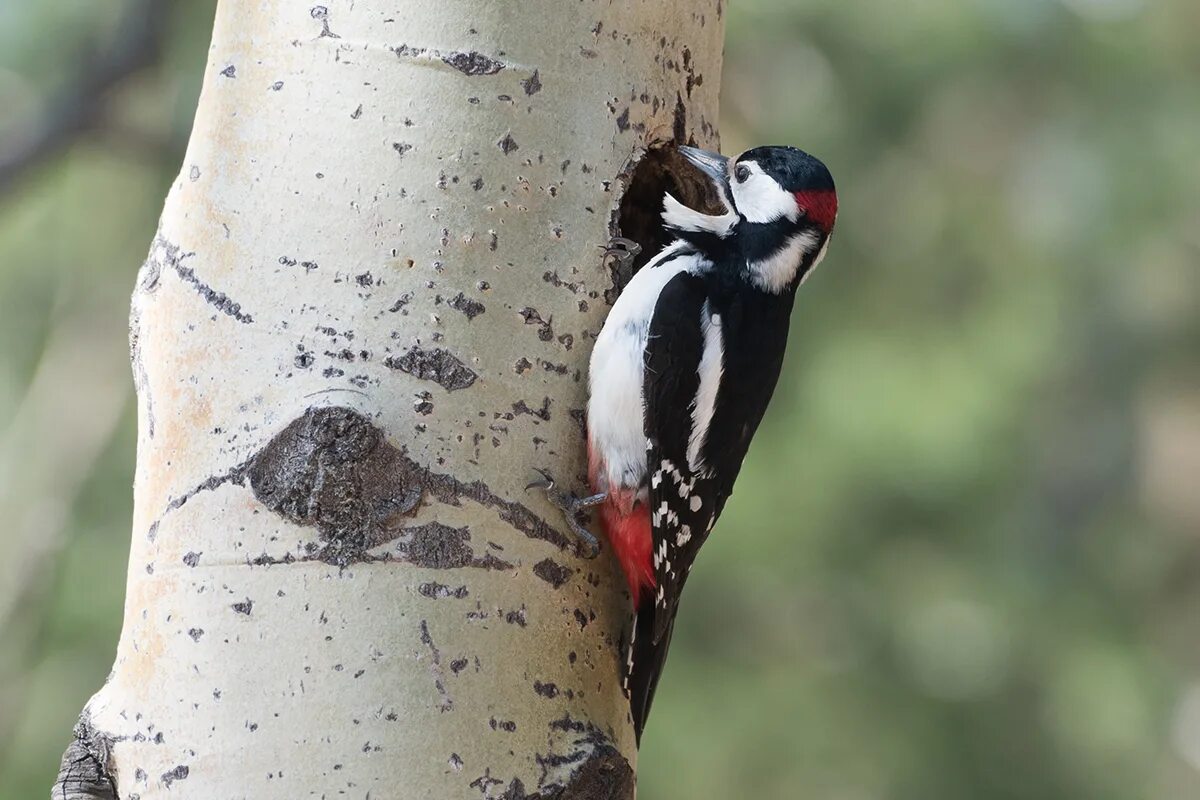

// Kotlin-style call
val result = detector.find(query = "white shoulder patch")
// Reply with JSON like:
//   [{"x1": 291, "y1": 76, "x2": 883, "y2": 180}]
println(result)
[
  {"x1": 686, "y1": 304, "x2": 724, "y2": 474},
  {"x1": 662, "y1": 193, "x2": 737, "y2": 238}
]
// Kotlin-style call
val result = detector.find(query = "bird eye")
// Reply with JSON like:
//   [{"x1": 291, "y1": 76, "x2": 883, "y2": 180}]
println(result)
[{"x1": 734, "y1": 165, "x2": 750, "y2": 183}]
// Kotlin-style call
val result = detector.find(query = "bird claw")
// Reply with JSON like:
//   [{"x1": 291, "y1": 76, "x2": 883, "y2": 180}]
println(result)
[
  {"x1": 600, "y1": 237, "x2": 642, "y2": 274},
  {"x1": 603, "y1": 236, "x2": 642, "y2": 256},
  {"x1": 524, "y1": 467, "x2": 556, "y2": 493},
  {"x1": 525, "y1": 469, "x2": 604, "y2": 559}
]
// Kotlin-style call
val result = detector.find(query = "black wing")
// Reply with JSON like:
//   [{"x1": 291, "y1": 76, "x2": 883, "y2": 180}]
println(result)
[{"x1": 626, "y1": 269, "x2": 726, "y2": 742}]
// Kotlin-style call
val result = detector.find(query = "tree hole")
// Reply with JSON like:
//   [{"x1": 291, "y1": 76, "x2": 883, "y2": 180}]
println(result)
[{"x1": 606, "y1": 145, "x2": 726, "y2": 303}]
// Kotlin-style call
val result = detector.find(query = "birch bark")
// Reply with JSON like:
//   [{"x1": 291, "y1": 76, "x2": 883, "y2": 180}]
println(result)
[{"x1": 53, "y1": 1, "x2": 723, "y2": 797}]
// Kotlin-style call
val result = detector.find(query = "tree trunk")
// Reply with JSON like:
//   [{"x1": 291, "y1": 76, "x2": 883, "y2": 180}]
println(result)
[{"x1": 52, "y1": 1, "x2": 724, "y2": 797}]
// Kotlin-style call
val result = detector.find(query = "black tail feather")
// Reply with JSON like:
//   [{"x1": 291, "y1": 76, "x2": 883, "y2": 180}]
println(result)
[{"x1": 627, "y1": 603, "x2": 677, "y2": 746}]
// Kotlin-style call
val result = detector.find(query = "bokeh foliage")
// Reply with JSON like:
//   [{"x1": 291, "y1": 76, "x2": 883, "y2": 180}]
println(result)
[{"x1": 2, "y1": 1, "x2": 1199, "y2": 797}]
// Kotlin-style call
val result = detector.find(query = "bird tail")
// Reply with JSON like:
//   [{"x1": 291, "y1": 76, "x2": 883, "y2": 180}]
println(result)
[{"x1": 626, "y1": 604, "x2": 676, "y2": 745}]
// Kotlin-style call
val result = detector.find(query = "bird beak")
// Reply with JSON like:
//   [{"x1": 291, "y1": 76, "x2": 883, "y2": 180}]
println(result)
[{"x1": 678, "y1": 146, "x2": 730, "y2": 193}]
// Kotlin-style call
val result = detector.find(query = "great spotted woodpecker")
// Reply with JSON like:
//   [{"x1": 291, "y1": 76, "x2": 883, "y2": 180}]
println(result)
[{"x1": 531, "y1": 145, "x2": 837, "y2": 742}]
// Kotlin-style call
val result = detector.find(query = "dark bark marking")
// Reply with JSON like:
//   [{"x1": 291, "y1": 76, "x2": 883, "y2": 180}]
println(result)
[
  {"x1": 419, "y1": 619, "x2": 453, "y2": 712},
  {"x1": 388, "y1": 292, "x2": 412, "y2": 313},
  {"x1": 394, "y1": 43, "x2": 512, "y2": 75},
  {"x1": 394, "y1": 521, "x2": 519, "y2": 571},
  {"x1": 472, "y1": 769, "x2": 505, "y2": 794},
  {"x1": 568, "y1": 408, "x2": 587, "y2": 437},
  {"x1": 508, "y1": 730, "x2": 634, "y2": 799},
  {"x1": 533, "y1": 680, "x2": 559, "y2": 698},
  {"x1": 542, "y1": 271, "x2": 585, "y2": 294},
  {"x1": 128, "y1": 308, "x2": 155, "y2": 438},
  {"x1": 442, "y1": 50, "x2": 506, "y2": 75},
  {"x1": 148, "y1": 234, "x2": 254, "y2": 323},
  {"x1": 402, "y1": 522, "x2": 473, "y2": 569},
  {"x1": 245, "y1": 408, "x2": 422, "y2": 565},
  {"x1": 413, "y1": 391, "x2": 434, "y2": 415},
  {"x1": 384, "y1": 347, "x2": 478, "y2": 391},
  {"x1": 474, "y1": 551, "x2": 517, "y2": 571},
  {"x1": 521, "y1": 69, "x2": 542, "y2": 95},
  {"x1": 422, "y1": 464, "x2": 571, "y2": 550},
  {"x1": 549, "y1": 715, "x2": 587, "y2": 733},
  {"x1": 157, "y1": 466, "x2": 246, "y2": 532},
  {"x1": 310, "y1": 6, "x2": 346, "y2": 40},
  {"x1": 513, "y1": 398, "x2": 552, "y2": 422},
  {"x1": 533, "y1": 558, "x2": 573, "y2": 588},
  {"x1": 158, "y1": 408, "x2": 572, "y2": 570},
  {"x1": 498, "y1": 133, "x2": 520, "y2": 155},
  {"x1": 161, "y1": 765, "x2": 190, "y2": 787},
  {"x1": 518, "y1": 307, "x2": 554, "y2": 341},
  {"x1": 447, "y1": 292, "x2": 486, "y2": 320},
  {"x1": 418, "y1": 581, "x2": 469, "y2": 599},
  {"x1": 672, "y1": 91, "x2": 687, "y2": 144}
]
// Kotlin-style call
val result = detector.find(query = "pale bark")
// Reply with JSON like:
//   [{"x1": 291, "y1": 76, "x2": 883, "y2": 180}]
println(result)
[{"x1": 53, "y1": 1, "x2": 724, "y2": 797}]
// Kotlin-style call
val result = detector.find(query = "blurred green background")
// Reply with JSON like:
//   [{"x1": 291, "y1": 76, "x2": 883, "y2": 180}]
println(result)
[{"x1": 2, "y1": 1, "x2": 1199, "y2": 797}]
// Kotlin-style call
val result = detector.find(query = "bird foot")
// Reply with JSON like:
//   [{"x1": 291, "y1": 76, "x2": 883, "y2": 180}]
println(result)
[
  {"x1": 600, "y1": 237, "x2": 642, "y2": 280},
  {"x1": 525, "y1": 468, "x2": 605, "y2": 558}
]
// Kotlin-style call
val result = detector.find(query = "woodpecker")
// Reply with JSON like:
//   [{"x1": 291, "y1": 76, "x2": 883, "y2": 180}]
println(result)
[{"x1": 531, "y1": 144, "x2": 837, "y2": 743}]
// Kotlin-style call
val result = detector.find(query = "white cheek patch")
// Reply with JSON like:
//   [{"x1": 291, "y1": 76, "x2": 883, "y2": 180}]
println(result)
[
  {"x1": 747, "y1": 230, "x2": 820, "y2": 294},
  {"x1": 731, "y1": 161, "x2": 799, "y2": 224}
]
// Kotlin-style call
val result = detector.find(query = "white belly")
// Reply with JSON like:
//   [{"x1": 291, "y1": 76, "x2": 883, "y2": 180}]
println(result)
[{"x1": 587, "y1": 244, "x2": 705, "y2": 491}]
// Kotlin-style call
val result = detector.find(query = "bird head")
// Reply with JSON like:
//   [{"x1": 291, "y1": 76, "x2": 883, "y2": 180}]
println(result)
[{"x1": 671, "y1": 145, "x2": 837, "y2": 293}]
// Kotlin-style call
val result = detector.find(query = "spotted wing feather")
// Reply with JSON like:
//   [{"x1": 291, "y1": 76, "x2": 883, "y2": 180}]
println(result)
[
  {"x1": 643, "y1": 272, "x2": 723, "y2": 643},
  {"x1": 625, "y1": 269, "x2": 723, "y2": 740}
]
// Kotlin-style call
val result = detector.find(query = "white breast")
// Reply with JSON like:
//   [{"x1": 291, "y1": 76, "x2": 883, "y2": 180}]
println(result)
[{"x1": 587, "y1": 243, "x2": 706, "y2": 492}]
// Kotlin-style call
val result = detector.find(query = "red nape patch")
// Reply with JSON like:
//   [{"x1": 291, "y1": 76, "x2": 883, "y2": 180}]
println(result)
[{"x1": 794, "y1": 189, "x2": 838, "y2": 232}]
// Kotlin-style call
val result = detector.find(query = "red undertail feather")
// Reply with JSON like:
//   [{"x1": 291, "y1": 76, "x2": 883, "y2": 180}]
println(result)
[
  {"x1": 588, "y1": 437, "x2": 655, "y2": 605},
  {"x1": 601, "y1": 500, "x2": 653, "y2": 604}
]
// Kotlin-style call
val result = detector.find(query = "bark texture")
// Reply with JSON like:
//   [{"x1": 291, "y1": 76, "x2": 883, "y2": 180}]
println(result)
[{"x1": 54, "y1": 1, "x2": 724, "y2": 797}]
